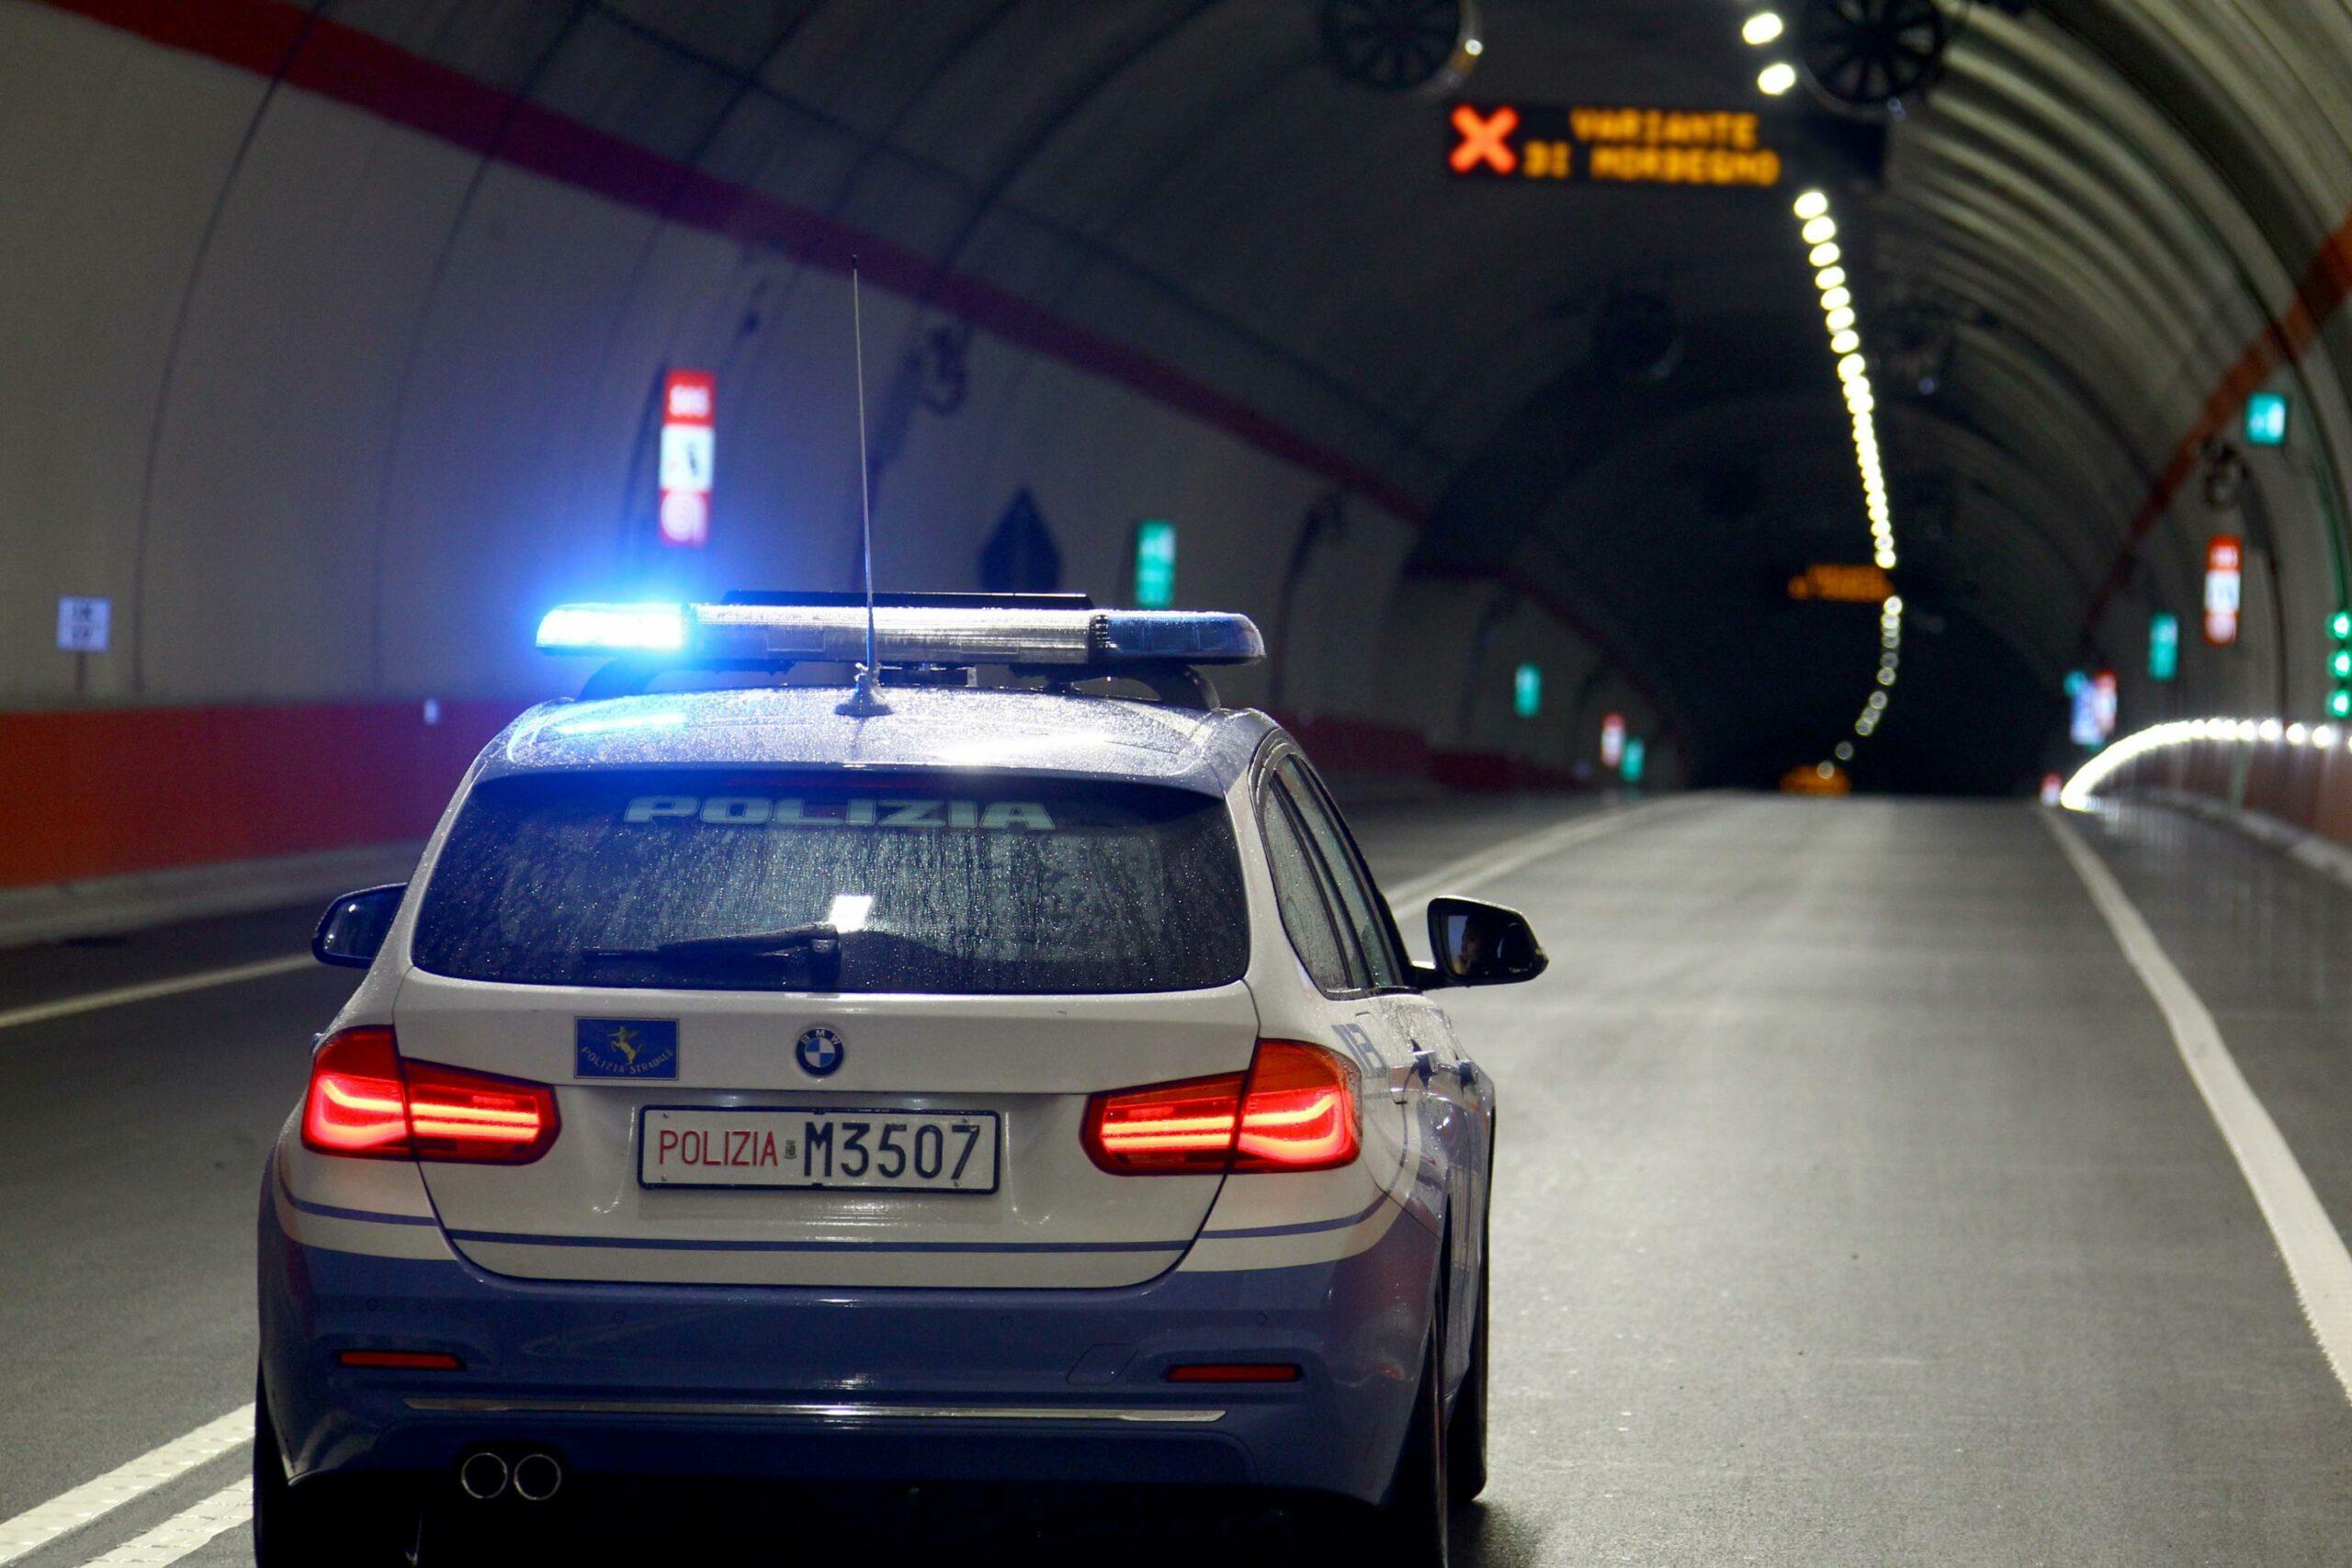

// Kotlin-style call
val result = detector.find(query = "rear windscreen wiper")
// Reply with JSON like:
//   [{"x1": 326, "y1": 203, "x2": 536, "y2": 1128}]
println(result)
[
  {"x1": 581, "y1": 923, "x2": 842, "y2": 985},
  {"x1": 646, "y1": 921, "x2": 841, "y2": 959}
]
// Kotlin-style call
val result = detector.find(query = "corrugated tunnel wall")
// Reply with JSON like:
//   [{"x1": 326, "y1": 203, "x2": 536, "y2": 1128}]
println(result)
[
  {"x1": 11, "y1": 0, "x2": 2352, "y2": 906},
  {"x1": 0, "y1": 0, "x2": 1677, "y2": 903}
]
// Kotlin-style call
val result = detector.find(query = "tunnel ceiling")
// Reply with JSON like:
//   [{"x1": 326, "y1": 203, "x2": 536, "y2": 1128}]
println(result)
[{"x1": 40, "y1": 0, "x2": 2352, "y2": 790}]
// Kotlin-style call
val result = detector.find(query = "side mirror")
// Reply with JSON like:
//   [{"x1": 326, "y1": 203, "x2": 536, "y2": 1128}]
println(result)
[
  {"x1": 1425, "y1": 897, "x2": 1547, "y2": 987},
  {"x1": 313, "y1": 884, "x2": 405, "y2": 969}
]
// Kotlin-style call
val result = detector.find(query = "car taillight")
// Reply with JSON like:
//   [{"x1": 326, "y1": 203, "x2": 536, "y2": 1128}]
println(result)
[
  {"x1": 1083, "y1": 1041, "x2": 1359, "y2": 1175},
  {"x1": 302, "y1": 1027, "x2": 559, "y2": 1165}
]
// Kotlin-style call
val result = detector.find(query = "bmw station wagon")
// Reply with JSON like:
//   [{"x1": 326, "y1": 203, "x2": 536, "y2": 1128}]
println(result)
[{"x1": 256, "y1": 594, "x2": 1546, "y2": 1565}]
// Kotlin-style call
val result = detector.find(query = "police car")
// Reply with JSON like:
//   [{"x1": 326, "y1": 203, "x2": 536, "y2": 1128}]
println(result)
[{"x1": 256, "y1": 593, "x2": 1545, "y2": 1565}]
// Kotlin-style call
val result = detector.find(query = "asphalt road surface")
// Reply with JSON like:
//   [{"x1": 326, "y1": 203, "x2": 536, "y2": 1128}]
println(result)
[{"x1": 4, "y1": 793, "x2": 2348, "y2": 1565}]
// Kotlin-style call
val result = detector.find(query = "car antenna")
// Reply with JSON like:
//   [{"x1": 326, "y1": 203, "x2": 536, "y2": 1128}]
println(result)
[{"x1": 837, "y1": 254, "x2": 890, "y2": 717}]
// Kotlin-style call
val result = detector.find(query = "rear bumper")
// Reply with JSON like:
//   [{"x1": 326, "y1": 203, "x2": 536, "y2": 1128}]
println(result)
[{"x1": 257, "y1": 1180, "x2": 1435, "y2": 1505}]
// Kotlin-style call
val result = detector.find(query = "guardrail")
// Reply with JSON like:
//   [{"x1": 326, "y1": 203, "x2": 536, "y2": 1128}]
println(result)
[{"x1": 2059, "y1": 717, "x2": 2352, "y2": 852}]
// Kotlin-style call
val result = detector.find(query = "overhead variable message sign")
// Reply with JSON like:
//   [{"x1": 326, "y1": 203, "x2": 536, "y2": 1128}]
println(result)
[
  {"x1": 1449, "y1": 103, "x2": 1785, "y2": 187},
  {"x1": 1788, "y1": 563, "x2": 1896, "y2": 604}
]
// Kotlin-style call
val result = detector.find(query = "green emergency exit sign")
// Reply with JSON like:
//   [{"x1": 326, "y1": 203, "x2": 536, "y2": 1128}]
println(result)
[{"x1": 1133, "y1": 520, "x2": 1177, "y2": 608}]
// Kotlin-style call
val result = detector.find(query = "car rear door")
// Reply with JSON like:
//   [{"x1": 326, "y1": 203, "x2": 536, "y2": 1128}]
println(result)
[{"x1": 1272, "y1": 758, "x2": 1487, "y2": 1362}]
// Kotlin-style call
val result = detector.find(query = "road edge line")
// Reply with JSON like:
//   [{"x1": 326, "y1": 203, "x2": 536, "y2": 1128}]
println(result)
[
  {"x1": 2044, "y1": 810, "x2": 2352, "y2": 1404},
  {"x1": 1385, "y1": 795, "x2": 1693, "y2": 913},
  {"x1": 0, "y1": 955, "x2": 313, "y2": 1034},
  {"x1": 0, "y1": 1406, "x2": 253, "y2": 1564}
]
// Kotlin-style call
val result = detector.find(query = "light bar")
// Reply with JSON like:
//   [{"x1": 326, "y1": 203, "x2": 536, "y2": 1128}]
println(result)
[
  {"x1": 536, "y1": 604, "x2": 686, "y2": 653},
  {"x1": 536, "y1": 601, "x2": 1264, "y2": 668}
]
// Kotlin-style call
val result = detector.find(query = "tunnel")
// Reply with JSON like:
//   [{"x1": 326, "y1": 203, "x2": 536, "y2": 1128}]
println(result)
[{"x1": 2, "y1": 2, "x2": 2351, "y2": 1564}]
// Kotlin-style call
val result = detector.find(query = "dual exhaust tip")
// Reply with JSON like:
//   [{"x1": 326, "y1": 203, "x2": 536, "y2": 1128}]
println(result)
[{"x1": 458, "y1": 1450, "x2": 562, "y2": 1503}]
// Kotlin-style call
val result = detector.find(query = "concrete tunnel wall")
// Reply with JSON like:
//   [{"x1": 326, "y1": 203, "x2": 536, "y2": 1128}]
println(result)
[{"x1": 0, "y1": 1, "x2": 1676, "y2": 899}]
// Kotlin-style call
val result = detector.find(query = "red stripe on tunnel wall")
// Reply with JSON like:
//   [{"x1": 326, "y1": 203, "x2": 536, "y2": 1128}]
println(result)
[
  {"x1": 2086, "y1": 205, "x2": 2352, "y2": 637},
  {"x1": 31, "y1": 0, "x2": 1425, "y2": 525},
  {"x1": 0, "y1": 698, "x2": 1591, "y2": 891},
  {"x1": 0, "y1": 701, "x2": 514, "y2": 889}
]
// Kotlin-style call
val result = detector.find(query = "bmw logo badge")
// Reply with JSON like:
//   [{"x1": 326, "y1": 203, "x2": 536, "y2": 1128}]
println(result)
[{"x1": 795, "y1": 1026, "x2": 845, "y2": 1077}]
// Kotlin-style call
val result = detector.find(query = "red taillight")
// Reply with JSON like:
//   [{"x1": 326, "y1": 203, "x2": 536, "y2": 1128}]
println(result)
[
  {"x1": 1166, "y1": 1362, "x2": 1302, "y2": 1383},
  {"x1": 1232, "y1": 1041, "x2": 1361, "y2": 1170},
  {"x1": 337, "y1": 1349, "x2": 464, "y2": 1371},
  {"x1": 1083, "y1": 1041, "x2": 1359, "y2": 1175},
  {"x1": 302, "y1": 1028, "x2": 558, "y2": 1165},
  {"x1": 302, "y1": 1028, "x2": 410, "y2": 1156}
]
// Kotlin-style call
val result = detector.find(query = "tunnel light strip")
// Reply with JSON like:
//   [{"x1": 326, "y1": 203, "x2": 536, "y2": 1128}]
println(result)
[
  {"x1": 1789, "y1": 186, "x2": 1902, "y2": 774},
  {"x1": 2060, "y1": 716, "x2": 2350, "y2": 811}
]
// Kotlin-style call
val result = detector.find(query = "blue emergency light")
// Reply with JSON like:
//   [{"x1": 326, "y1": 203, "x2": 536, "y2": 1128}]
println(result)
[
  {"x1": 535, "y1": 603, "x2": 687, "y2": 653},
  {"x1": 535, "y1": 592, "x2": 1263, "y2": 671}
]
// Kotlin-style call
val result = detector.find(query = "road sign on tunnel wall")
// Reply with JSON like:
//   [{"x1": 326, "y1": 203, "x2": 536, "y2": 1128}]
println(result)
[
  {"x1": 659, "y1": 370, "x2": 715, "y2": 548},
  {"x1": 2148, "y1": 613, "x2": 2179, "y2": 682},
  {"x1": 56, "y1": 597, "x2": 109, "y2": 653},
  {"x1": 1134, "y1": 520, "x2": 1177, "y2": 608},
  {"x1": 2203, "y1": 536, "x2": 2242, "y2": 647}
]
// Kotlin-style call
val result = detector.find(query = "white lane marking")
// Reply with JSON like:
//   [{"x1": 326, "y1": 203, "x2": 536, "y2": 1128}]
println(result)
[
  {"x1": 2046, "y1": 812, "x2": 2352, "y2": 1402},
  {"x1": 80, "y1": 1482, "x2": 250, "y2": 1566},
  {"x1": 1384, "y1": 795, "x2": 1691, "y2": 914},
  {"x1": 0, "y1": 955, "x2": 311, "y2": 1033},
  {"x1": 0, "y1": 1406, "x2": 251, "y2": 1564}
]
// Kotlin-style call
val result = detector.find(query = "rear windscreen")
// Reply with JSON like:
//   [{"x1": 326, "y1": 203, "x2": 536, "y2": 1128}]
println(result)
[{"x1": 411, "y1": 771, "x2": 1249, "y2": 994}]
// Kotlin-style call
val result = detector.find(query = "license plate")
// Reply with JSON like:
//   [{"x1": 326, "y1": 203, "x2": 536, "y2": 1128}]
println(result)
[{"x1": 639, "y1": 1107, "x2": 1000, "y2": 1192}]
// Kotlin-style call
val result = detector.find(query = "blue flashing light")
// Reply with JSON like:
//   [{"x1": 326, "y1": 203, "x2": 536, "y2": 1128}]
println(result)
[{"x1": 537, "y1": 603, "x2": 687, "y2": 654}]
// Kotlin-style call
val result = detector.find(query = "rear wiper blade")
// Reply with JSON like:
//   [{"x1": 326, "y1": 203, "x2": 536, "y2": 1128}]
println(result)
[
  {"x1": 579, "y1": 923, "x2": 843, "y2": 982},
  {"x1": 650, "y1": 921, "x2": 841, "y2": 958},
  {"x1": 580, "y1": 923, "x2": 841, "y2": 963}
]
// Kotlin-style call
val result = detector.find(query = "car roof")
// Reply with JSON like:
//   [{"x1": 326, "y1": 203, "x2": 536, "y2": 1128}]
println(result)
[{"x1": 480, "y1": 683, "x2": 1281, "y2": 795}]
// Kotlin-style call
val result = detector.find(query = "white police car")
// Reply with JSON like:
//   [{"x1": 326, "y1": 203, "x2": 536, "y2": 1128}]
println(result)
[{"x1": 256, "y1": 594, "x2": 1545, "y2": 1565}]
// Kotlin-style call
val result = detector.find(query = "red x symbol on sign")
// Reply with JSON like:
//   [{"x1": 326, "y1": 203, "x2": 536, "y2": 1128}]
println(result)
[{"x1": 1450, "y1": 105, "x2": 1520, "y2": 175}]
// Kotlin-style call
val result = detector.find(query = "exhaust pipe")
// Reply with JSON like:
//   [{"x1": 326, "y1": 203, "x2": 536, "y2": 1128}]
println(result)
[
  {"x1": 458, "y1": 1451, "x2": 510, "y2": 1501},
  {"x1": 511, "y1": 1452, "x2": 563, "y2": 1504}
]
